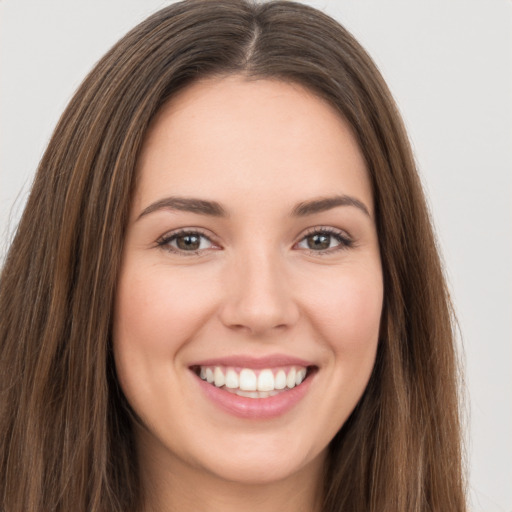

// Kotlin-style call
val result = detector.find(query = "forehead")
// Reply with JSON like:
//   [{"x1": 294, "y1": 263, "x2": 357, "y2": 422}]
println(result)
[{"x1": 134, "y1": 75, "x2": 372, "y2": 217}]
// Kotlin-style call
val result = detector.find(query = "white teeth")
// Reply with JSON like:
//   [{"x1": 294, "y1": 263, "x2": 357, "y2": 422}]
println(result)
[
  {"x1": 257, "y1": 369, "x2": 275, "y2": 391},
  {"x1": 274, "y1": 370, "x2": 286, "y2": 390},
  {"x1": 239, "y1": 369, "x2": 257, "y2": 391},
  {"x1": 227, "y1": 389, "x2": 280, "y2": 398},
  {"x1": 214, "y1": 367, "x2": 225, "y2": 387},
  {"x1": 286, "y1": 367, "x2": 296, "y2": 389},
  {"x1": 296, "y1": 368, "x2": 307, "y2": 385},
  {"x1": 197, "y1": 365, "x2": 310, "y2": 393},
  {"x1": 225, "y1": 369, "x2": 239, "y2": 389}
]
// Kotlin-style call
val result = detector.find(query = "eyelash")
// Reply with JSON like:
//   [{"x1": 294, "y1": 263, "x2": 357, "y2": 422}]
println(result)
[
  {"x1": 157, "y1": 227, "x2": 354, "y2": 256},
  {"x1": 157, "y1": 228, "x2": 216, "y2": 256},
  {"x1": 296, "y1": 226, "x2": 354, "y2": 254}
]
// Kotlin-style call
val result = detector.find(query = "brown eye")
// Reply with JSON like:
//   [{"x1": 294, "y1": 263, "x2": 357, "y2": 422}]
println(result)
[
  {"x1": 175, "y1": 233, "x2": 202, "y2": 251},
  {"x1": 305, "y1": 233, "x2": 331, "y2": 250},
  {"x1": 158, "y1": 230, "x2": 215, "y2": 254},
  {"x1": 296, "y1": 229, "x2": 353, "y2": 253}
]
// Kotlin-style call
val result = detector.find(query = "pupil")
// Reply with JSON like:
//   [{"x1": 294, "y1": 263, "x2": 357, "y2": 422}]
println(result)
[
  {"x1": 177, "y1": 234, "x2": 200, "y2": 250},
  {"x1": 308, "y1": 234, "x2": 330, "y2": 250}
]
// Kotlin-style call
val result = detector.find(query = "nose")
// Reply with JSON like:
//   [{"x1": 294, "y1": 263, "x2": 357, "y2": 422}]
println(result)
[{"x1": 218, "y1": 248, "x2": 300, "y2": 336}]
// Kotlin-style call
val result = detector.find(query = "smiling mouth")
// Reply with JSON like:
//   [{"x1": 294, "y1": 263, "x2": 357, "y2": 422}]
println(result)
[{"x1": 190, "y1": 365, "x2": 317, "y2": 398}]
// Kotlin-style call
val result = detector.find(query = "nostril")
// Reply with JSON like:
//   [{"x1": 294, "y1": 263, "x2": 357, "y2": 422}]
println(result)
[{"x1": 216, "y1": 277, "x2": 300, "y2": 335}]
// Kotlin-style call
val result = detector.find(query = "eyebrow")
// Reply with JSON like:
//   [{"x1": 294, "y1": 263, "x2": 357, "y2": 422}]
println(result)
[
  {"x1": 137, "y1": 197, "x2": 227, "y2": 220},
  {"x1": 136, "y1": 193, "x2": 370, "y2": 221},
  {"x1": 291, "y1": 195, "x2": 371, "y2": 218}
]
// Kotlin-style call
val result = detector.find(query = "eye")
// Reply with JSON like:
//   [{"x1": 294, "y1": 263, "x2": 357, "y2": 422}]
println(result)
[
  {"x1": 157, "y1": 229, "x2": 218, "y2": 254},
  {"x1": 295, "y1": 228, "x2": 353, "y2": 253}
]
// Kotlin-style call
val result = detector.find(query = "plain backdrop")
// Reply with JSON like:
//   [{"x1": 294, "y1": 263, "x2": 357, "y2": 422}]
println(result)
[{"x1": 1, "y1": 1, "x2": 511, "y2": 510}]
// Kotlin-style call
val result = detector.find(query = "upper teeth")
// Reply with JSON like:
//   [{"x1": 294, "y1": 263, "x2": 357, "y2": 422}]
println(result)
[{"x1": 198, "y1": 366, "x2": 308, "y2": 392}]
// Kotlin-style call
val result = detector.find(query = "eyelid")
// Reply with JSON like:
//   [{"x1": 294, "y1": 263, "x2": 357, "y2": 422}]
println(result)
[
  {"x1": 156, "y1": 227, "x2": 221, "y2": 255},
  {"x1": 294, "y1": 226, "x2": 354, "y2": 254},
  {"x1": 155, "y1": 225, "x2": 354, "y2": 256}
]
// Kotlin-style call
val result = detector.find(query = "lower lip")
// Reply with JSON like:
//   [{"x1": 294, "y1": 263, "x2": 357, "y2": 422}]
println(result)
[{"x1": 193, "y1": 371, "x2": 315, "y2": 419}]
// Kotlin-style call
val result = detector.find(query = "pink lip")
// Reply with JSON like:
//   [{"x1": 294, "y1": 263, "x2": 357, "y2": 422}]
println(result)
[
  {"x1": 191, "y1": 367, "x2": 317, "y2": 420},
  {"x1": 189, "y1": 354, "x2": 313, "y2": 369}
]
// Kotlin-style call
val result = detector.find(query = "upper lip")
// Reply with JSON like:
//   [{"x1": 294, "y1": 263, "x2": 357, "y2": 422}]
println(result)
[{"x1": 189, "y1": 354, "x2": 315, "y2": 369}]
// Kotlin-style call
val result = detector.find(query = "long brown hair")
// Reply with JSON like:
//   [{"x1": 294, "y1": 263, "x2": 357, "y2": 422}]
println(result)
[{"x1": 0, "y1": 1, "x2": 466, "y2": 510}]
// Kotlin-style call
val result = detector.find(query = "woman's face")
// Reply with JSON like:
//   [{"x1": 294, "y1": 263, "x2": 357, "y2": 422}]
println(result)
[{"x1": 113, "y1": 76, "x2": 383, "y2": 487}]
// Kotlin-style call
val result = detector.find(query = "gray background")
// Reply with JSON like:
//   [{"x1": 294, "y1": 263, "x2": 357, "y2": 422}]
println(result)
[{"x1": 1, "y1": 1, "x2": 511, "y2": 510}]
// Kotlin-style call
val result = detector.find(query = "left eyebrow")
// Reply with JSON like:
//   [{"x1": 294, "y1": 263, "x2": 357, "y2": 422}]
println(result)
[
  {"x1": 291, "y1": 195, "x2": 371, "y2": 218},
  {"x1": 136, "y1": 196, "x2": 227, "y2": 221}
]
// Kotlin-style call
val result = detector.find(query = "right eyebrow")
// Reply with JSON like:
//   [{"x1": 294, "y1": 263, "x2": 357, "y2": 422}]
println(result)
[
  {"x1": 291, "y1": 194, "x2": 371, "y2": 218},
  {"x1": 136, "y1": 196, "x2": 227, "y2": 221}
]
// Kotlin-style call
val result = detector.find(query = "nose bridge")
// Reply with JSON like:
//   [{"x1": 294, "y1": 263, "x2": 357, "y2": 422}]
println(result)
[{"x1": 219, "y1": 243, "x2": 298, "y2": 335}]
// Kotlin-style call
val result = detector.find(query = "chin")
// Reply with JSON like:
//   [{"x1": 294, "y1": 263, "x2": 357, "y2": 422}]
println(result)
[{"x1": 197, "y1": 446, "x2": 325, "y2": 486}]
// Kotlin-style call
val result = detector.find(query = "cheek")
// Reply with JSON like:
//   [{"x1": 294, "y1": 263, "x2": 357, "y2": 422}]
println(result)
[
  {"x1": 289, "y1": 262, "x2": 382, "y2": 449},
  {"x1": 304, "y1": 263, "x2": 383, "y2": 356},
  {"x1": 114, "y1": 265, "x2": 218, "y2": 357},
  {"x1": 112, "y1": 264, "x2": 222, "y2": 421}
]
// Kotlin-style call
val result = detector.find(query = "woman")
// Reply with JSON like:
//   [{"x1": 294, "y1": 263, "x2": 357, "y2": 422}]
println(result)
[{"x1": 0, "y1": 1, "x2": 466, "y2": 511}]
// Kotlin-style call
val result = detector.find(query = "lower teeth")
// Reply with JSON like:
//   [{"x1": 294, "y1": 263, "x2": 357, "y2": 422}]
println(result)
[{"x1": 222, "y1": 386, "x2": 284, "y2": 399}]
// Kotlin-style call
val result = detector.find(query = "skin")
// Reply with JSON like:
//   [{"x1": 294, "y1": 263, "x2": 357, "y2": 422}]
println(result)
[{"x1": 113, "y1": 75, "x2": 383, "y2": 512}]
